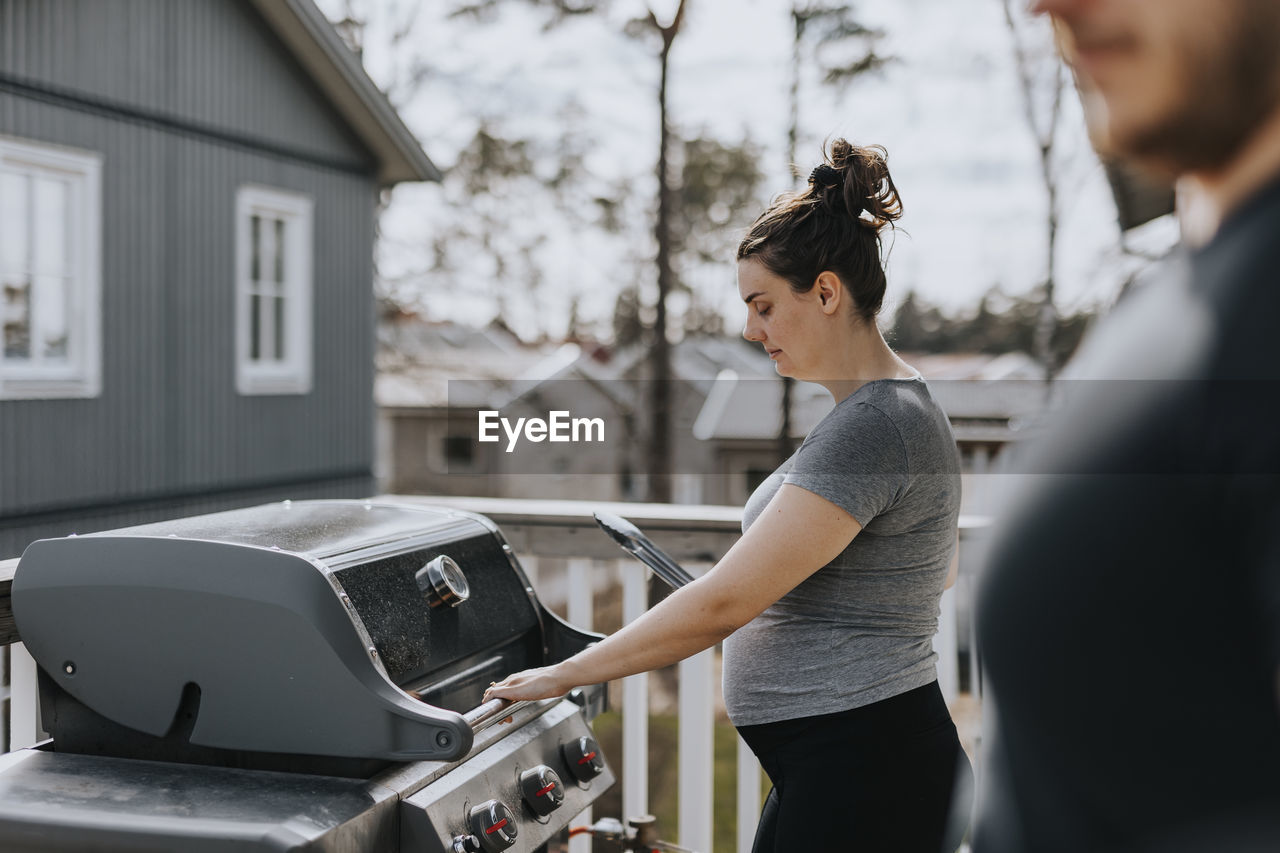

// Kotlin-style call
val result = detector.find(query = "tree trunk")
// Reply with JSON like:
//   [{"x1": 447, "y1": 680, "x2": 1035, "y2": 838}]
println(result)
[
  {"x1": 775, "y1": 8, "x2": 805, "y2": 467},
  {"x1": 1002, "y1": 0, "x2": 1062, "y2": 383},
  {"x1": 645, "y1": 3, "x2": 686, "y2": 503}
]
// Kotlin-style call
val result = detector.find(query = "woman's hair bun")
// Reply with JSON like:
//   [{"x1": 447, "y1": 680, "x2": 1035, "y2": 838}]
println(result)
[
  {"x1": 739, "y1": 136, "x2": 902, "y2": 324},
  {"x1": 811, "y1": 138, "x2": 903, "y2": 233}
]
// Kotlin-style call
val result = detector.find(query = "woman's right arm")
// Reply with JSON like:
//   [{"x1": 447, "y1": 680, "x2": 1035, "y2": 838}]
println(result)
[{"x1": 484, "y1": 483, "x2": 864, "y2": 702}]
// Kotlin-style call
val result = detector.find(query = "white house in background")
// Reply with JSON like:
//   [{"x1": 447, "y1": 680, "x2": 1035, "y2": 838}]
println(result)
[
  {"x1": 691, "y1": 350, "x2": 1048, "y2": 515},
  {"x1": 378, "y1": 315, "x2": 1050, "y2": 515},
  {"x1": 378, "y1": 328, "x2": 779, "y2": 503},
  {"x1": 374, "y1": 317, "x2": 572, "y2": 495}
]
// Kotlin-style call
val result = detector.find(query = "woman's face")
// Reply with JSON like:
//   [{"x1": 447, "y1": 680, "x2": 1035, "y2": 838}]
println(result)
[{"x1": 737, "y1": 258, "x2": 831, "y2": 379}]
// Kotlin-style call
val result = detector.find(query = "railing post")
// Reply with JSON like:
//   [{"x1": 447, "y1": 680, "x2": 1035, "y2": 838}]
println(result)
[
  {"x1": 1, "y1": 646, "x2": 9, "y2": 753},
  {"x1": 968, "y1": 571, "x2": 983, "y2": 702},
  {"x1": 678, "y1": 564, "x2": 713, "y2": 853},
  {"x1": 8, "y1": 643, "x2": 40, "y2": 751},
  {"x1": 936, "y1": 582, "x2": 959, "y2": 704},
  {"x1": 736, "y1": 735, "x2": 761, "y2": 853},
  {"x1": 567, "y1": 558, "x2": 594, "y2": 853},
  {"x1": 620, "y1": 559, "x2": 649, "y2": 822}
]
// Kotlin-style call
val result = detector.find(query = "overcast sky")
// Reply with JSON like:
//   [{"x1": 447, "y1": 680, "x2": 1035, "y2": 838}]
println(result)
[{"x1": 316, "y1": 0, "x2": 1179, "y2": 339}]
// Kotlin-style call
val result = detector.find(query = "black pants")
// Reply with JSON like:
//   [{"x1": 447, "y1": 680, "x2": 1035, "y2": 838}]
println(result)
[{"x1": 736, "y1": 681, "x2": 973, "y2": 853}]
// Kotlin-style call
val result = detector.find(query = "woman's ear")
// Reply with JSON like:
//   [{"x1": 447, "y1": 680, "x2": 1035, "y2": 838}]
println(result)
[{"x1": 814, "y1": 271, "x2": 843, "y2": 315}]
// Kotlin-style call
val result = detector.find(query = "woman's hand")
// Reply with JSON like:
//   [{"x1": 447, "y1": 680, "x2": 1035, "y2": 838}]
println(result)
[{"x1": 483, "y1": 663, "x2": 575, "y2": 703}]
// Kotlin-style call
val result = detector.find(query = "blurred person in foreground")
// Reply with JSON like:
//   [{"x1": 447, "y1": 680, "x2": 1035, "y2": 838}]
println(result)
[
  {"x1": 488, "y1": 139, "x2": 973, "y2": 852},
  {"x1": 974, "y1": 1, "x2": 1280, "y2": 851}
]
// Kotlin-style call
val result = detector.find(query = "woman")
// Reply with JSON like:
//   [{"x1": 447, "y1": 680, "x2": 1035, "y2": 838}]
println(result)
[{"x1": 485, "y1": 139, "x2": 972, "y2": 852}]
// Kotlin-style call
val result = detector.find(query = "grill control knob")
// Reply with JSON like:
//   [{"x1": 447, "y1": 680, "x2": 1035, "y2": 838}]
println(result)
[
  {"x1": 520, "y1": 764, "x2": 566, "y2": 817},
  {"x1": 561, "y1": 735, "x2": 605, "y2": 783},
  {"x1": 416, "y1": 555, "x2": 470, "y2": 609},
  {"x1": 468, "y1": 800, "x2": 518, "y2": 852}
]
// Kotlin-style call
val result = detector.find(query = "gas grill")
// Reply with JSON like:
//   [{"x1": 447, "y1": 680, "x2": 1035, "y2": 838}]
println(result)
[{"x1": 0, "y1": 499, "x2": 615, "y2": 853}]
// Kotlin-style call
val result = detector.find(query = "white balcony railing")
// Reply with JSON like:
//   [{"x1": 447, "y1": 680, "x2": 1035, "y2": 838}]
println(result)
[{"x1": 1, "y1": 497, "x2": 986, "y2": 853}]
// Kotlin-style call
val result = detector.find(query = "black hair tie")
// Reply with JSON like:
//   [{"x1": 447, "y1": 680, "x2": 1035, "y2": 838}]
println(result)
[{"x1": 808, "y1": 163, "x2": 842, "y2": 190}]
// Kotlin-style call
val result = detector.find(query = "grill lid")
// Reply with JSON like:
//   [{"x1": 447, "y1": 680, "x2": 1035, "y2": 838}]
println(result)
[{"x1": 14, "y1": 531, "x2": 476, "y2": 761}]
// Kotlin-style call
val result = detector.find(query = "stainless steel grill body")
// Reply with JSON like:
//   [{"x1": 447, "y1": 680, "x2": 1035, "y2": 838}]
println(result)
[{"x1": 0, "y1": 500, "x2": 614, "y2": 852}]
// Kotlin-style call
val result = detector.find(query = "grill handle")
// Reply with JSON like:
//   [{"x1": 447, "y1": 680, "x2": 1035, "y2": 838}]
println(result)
[{"x1": 463, "y1": 697, "x2": 532, "y2": 733}]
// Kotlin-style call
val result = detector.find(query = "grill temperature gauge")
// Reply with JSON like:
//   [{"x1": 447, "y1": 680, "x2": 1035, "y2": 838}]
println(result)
[
  {"x1": 468, "y1": 800, "x2": 518, "y2": 852},
  {"x1": 520, "y1": 765, "x2": 566, "y2": 817},
  {"x1": 416, "y1": 555, "x2": 470, "y2": 609}
]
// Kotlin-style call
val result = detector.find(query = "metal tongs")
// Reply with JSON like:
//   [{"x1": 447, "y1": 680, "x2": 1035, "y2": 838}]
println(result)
[{"x1": 592, "y1": 511, "x2": 695, "y2": 590}]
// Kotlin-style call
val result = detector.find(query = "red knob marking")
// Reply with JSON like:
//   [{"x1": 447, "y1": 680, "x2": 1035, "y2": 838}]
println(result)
[
  {"x1": 485, "y1": 818, "x2": 509, "y2": 835},
  {"x1": 536, "y1": 782, "x2": 557, "y2": 798},
  {"x1": 577, "y1": 751, "x2": 597, "y2": 765}
]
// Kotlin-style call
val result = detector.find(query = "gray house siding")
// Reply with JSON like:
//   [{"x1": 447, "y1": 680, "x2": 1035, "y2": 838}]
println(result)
[
  {"x1": 0, "y1": 0, "x2": 371, "y2": 168},
  {"x1": 0, "y1": 0, "x2": 386, "y2": 558}
]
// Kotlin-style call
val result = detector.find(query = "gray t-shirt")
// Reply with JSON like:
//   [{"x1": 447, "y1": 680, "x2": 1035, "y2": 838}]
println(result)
[{"x1": 722, "y1": 377, "x2": 961, "y2": 726}]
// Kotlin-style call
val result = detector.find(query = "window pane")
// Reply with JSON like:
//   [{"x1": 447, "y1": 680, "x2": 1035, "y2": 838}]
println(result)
[
  {"x1": 274, "y1": 294, "x2": 285, "y2": 361},
  {"x1": 3, "y1": 277, "x2": 31, "y2": 360},
  {"x1": 250, "y1": 214, "x2": 261, "y2": 283},
  {"x1": 235, "y1": 188, "x2": 310, "y2": 394},
  {"x1": 259, "y1": 214, "x2": 278, "y2": 295},
  {"x1": 0, "y1": 171, "x2": 28, "y2": 275},
  {"x1": 274, "y1": 218, "x2": 285, "y2": 285},
  {"x1": 33, "y1": 176, "x2": 68, "y2": 277},
  {"x1": 36, "y1": 275, "x2": 69, "y2": 361},
  {"x1": 0, "y1": 140, "x2": 100, "y2": 394},
  {"x1": 445, "y1": 435, "x2": 474, "y2": 465},
  {"x1": 249, "y1": 293, "x2": 261, "y2": 361}
]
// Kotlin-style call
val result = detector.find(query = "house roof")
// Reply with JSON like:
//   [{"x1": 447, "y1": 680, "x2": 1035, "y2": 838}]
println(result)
[
  {"x1": 691, "y1": 371, "x2": 832, "y2": 441},
  {"x1": 377, "y1": 323, "x2": 1053, "y2": 446},
  {"x1": 247, "y1": 0, "x2": 440, "y2": 186},
  {"x1": 375, "y1": 319, "x2": 568, "y2": 409},
  {"x1": 691, "y1": 350, "x2": 1050, "y2": 443},
  {"x1": 571, "y1": 337, "x2": 781, "y2": 389}
]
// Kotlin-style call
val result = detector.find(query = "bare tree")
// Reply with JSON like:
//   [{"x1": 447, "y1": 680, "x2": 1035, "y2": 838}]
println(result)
[
  {"x1": 327, "y1": 1, "x2": 424, "y2": 319},
  {"x1": 443, "y1": 0, "x2": 691, "y2": 501},
  {"x1": 1001, "y1": 0, "x2": 1066, "y2": 380},
  {"x1": 325, "y1": 1, "x2": 639, "y2": 341},
  {"x1": 617, "y1": 1, "x2": 687, "y2": 503},
  {"x1": 787, "y1": 3, "x2": 888, "y2": 174},
  {"x1": 778, "y1": 3, "x2": 889, "y2": 464},
  {"x1": 342, "y1": 1, "x2": 768, "y2": 502},
  {"x1": 674, "y1": 134, "x2": 766, "y2": 337}
]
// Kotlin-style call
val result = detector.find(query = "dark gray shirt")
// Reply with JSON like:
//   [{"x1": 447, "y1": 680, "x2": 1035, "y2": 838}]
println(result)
[
  {"x1": 973, "y1": 177, "x2": 1280, "y2": 852},
  {"x1": 722, "y1": 377, "x2": 961, "y2": 726}
]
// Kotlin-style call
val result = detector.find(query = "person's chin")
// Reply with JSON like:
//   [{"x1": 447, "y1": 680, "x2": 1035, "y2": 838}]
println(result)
[{"x1": 1086, "y1": 83, "x2": 1193, "y2": 174}]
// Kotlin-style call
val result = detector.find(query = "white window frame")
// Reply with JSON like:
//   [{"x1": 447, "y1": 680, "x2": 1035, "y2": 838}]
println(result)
[
  {"x1": 0, "y1": 135, "x2": 102, "y2": 400},
  {"x1": 234, "y1": 184, "x2": 313, "y2": 396}
]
